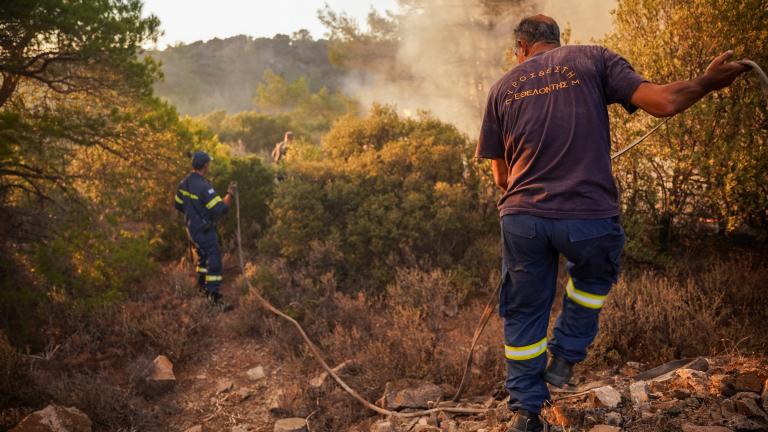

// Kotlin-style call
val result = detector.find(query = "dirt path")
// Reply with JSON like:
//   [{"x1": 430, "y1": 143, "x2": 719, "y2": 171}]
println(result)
[{"x1": 155, "y1": 283, "x2": 300, "y2": 432}]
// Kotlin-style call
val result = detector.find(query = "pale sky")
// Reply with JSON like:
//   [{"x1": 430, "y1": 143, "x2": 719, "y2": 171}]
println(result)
[
  {"x1": 142, "y1": 0, "x2": 399, "y2": 48},
  {"x1": 142, "y1": 0, "x2": 616, "y2": 49}
]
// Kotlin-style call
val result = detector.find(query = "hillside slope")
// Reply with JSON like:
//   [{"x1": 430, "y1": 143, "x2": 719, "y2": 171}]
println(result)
[{"x1": 149, "y1": 34, "x2": 343, "y2": 115}]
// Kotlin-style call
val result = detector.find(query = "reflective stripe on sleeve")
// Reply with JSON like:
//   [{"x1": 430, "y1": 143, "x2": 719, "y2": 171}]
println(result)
[
  {"x1": 175, "y1": 194, "x2": 183, "y2": 204},
  {"x1": 196, "y1": 267, "x2": 207, "y2": 274},
  {"x1": 565, "y1": 278, "x2": 606, "y2": 309},
  {"x1": 179, "y1": 189, "x2": 199, "y2": 200},
  {"x1": 504, "y1": 337, "x2": 547, "y2": 361},
  {"x1": 205, "y1": 275, "x2": 223, "y2": 282},
  {"x1": 205, "y1": 195, "x2": 223, "y2": 209}
]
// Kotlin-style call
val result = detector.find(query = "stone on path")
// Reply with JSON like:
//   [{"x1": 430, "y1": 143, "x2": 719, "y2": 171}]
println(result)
[
  {"x1": 142, "y1": 355, "x2": 176, "y2": 396},
  {"x1": 630, "y1": 381, "x2": 650, "y2": 407},
  {"x1": 246, "y1": 365, "x2": 266, "y2": 381},
  {"x1": 10, "y1": 404, "x2": 92, "y2": 432},
  {"x1": 732, "y1": 371, "x2": 766, "y2": 394},
  {"x1": 273, "y1": 418, "x2": 307, "y2": 432},
  {"x1": 381, "y1": 379, "x2": 444, "y2": 410},
  {"x1": 215, "y1": 378, "x2": 234, "y2": 394},
  {"x1": 184, "y1": 426, "x2": 202, "y2": 432},
  {"x1": 589, "y1": 386, "x2": 622, "y2": 408}
]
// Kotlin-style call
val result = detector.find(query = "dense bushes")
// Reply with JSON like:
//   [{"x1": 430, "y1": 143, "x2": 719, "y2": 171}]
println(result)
[
  {"x1": 259, "y1": 105, "x2": 498, "y2": 294},
  {"x1": 606, "y1": 0, "x2": 768, "y2": 249}
]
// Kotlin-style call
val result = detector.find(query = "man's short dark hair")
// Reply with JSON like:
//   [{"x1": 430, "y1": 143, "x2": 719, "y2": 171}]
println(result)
[{"x1": 514, "y1": 15, "x2": 561, "y2": 46}]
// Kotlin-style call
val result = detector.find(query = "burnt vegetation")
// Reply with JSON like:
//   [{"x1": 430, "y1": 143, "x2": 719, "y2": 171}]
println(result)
[{"x1": 0, "y1": 0, "x2": 767, "y2": 431}]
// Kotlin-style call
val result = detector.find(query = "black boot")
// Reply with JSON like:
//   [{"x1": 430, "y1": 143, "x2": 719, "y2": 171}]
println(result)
[
  {"x1": 207, "y1": 292, "x2": 234, "y2": 312},
  {"x1": 543, "y1": 355, "x2": 573, "y2": 388},
  {"x1": 507, "y1": 409, "x2": 547, "y2": 432}
]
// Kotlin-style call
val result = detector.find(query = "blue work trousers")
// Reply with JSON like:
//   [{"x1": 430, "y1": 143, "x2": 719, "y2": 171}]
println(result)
[
  {"x1": 191, "y1": 229, "x2": 223, "y2": 295},
  {"x1": 500, "y1": 214, "x2": 625, "y2": 414}
]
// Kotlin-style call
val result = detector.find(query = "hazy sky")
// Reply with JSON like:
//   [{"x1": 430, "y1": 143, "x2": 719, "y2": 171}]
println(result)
[
  {"x1": 142, "y1": 0, "x2": 616, "y2": 49},
  {"x1": 142, "y1": 0, "x2": 399, "y2": 48}
]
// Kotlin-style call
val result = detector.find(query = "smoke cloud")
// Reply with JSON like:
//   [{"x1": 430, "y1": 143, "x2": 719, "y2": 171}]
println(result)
[{"x1": 342, "y1": 0, "x2": 616, "y2": 137}]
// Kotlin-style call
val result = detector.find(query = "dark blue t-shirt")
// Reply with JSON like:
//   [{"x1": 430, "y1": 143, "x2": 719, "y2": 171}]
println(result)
[{"x1": 476, "y1": 45, "x2": 646, "y2": 219}]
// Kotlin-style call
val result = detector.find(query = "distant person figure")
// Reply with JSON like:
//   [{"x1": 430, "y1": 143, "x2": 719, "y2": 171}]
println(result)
[
  {"x1": 271, "y1": 131, "x2": 294, "y2": 163},
  {"x1": 476, "y1": 14, "x2": 748, "y2": 432},
  {"x1": 174, "y1": 151, "x2": 237, "y2": 312}
]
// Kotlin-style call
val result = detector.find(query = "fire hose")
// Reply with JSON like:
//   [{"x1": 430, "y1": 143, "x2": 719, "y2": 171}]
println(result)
[{"x1": 230, "y1": 59, "x2": 768, "y2": 417}]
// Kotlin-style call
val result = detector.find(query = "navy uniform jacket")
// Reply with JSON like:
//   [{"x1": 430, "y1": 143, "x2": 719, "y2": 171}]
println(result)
[{"x1": 174, "y1": 172, "x2": 229, "y2": 235}]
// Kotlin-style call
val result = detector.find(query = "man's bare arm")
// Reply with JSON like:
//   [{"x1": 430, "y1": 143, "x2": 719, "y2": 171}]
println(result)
[
  {"x1": 492, "y1": 159, "x2": 508, "y2": 191},
  {"x1": 631, "y1": 50, "x2": 750, "y2": 117}
]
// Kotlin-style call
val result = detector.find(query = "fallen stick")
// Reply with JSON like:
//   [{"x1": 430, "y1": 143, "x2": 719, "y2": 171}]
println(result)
[{"x1": 232, "y1": 189, "x2": 487, "y2": 418}]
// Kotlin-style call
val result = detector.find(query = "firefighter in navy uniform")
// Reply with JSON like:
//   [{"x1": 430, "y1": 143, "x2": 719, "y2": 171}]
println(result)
[{"x1": 174, "y1": 151, "x2": 236, "y2": 311}]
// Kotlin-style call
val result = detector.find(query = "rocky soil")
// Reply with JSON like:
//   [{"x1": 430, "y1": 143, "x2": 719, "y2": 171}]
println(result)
[
  {"x1": 355, "y1": 356, "x2": 768, "y2": 432},
  {"x1": 10, "y1": 345, "x2": 768, "y2": 432}
]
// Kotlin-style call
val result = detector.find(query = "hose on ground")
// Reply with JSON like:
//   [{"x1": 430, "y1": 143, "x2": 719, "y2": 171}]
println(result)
[
  {"x1": 231, "y1": 59, "x2": 768, "y2": 414},
  {"x1": 232, "y1": 189, "x2": 487, "y2": 418}
]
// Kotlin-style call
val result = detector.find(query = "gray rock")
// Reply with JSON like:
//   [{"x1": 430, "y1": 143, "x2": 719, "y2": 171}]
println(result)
[
  {"x1": 246, "y1": 366, "x2": 266, "y2": 381},
  {"x1": 10, "y1": 405, "x2": 92, "y2": 432},
  {"x1": 686, "y1": 357, "x2": 710, "y2": 373},
  {"x1": 730, "y1": 393, "x2": 768, "y2": 421},
  {"x1": 590, "y1": 386, "x2": 622, "y2": 408},
  {"x1": 141, "y1": 355, "x2": 176, "y2": 396},
  {"x1": 273, "y1": 418, "x2": 307, "y2": 432},
  {"x1": 630, "y1": 381, "x2": 650, "y2": 406},
  {"x1": 381, "y1": 380, "x2": 444, "y2": 410},
  {"x1": 216, "y1": 379, "x2": 234, "y2": 394},
  {"x1": 732, "y1": 371, "x2": 766, "y2": 393}
]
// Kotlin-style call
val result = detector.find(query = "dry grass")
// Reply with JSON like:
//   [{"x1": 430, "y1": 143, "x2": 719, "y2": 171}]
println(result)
[
  {"x1": 0, "y1": 262, "x2": 215, "y2": 431},
  {"x1": 593, "y1": 255, "x2": 768, "y2": 366},
  {"x1": 233, "y1": 252, "x2": 767, "y2": 430}
]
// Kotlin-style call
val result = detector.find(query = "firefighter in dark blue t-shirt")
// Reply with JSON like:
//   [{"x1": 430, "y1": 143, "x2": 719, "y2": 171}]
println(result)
[
  {"x1": 478, "y1": 14, "x2": 748, "y2": 432},
  {"x1": 174, "y1": 151, "x2": 236, "y2": 311}
]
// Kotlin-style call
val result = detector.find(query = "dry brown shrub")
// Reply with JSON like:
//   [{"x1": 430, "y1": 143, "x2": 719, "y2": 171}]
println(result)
[{"x1": 592, "y1": 255, "x2": 768, "y2": 366}]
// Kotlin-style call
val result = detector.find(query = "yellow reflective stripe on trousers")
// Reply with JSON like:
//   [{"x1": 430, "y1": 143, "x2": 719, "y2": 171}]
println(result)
[
  {"x1": 175, "y1": 194, "x2": 183, "y2": 204},
  {"x1": 205, "y1": 195, "x2": 222, "y2": 209},
  {"x1": 196, "y1": 267, "x2": 207, "y2": 274},
  {"x1": 505, "y1": 337, "x2": 547, "y2": 361},
  {"x1": 178, "y1": 189, "x2": 199, "y2": 200},
  {"x1": 205, "y1": 275, "x2": 222, "y2": 282},
  {"x1": 565, "y1": 278, "x2": 606, "y2": 309}
]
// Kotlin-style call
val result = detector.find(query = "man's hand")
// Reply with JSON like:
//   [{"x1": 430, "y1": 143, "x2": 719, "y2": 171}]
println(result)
[
  {"x1": 701, "y1": 50, "x2": 751, "y2": 91},
  {"x1": 227, "y1": 181, "x2": 237, "y2": 196},
  {"x1": 631, "y1": 50, "x2": 750, "y2": 118}
]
